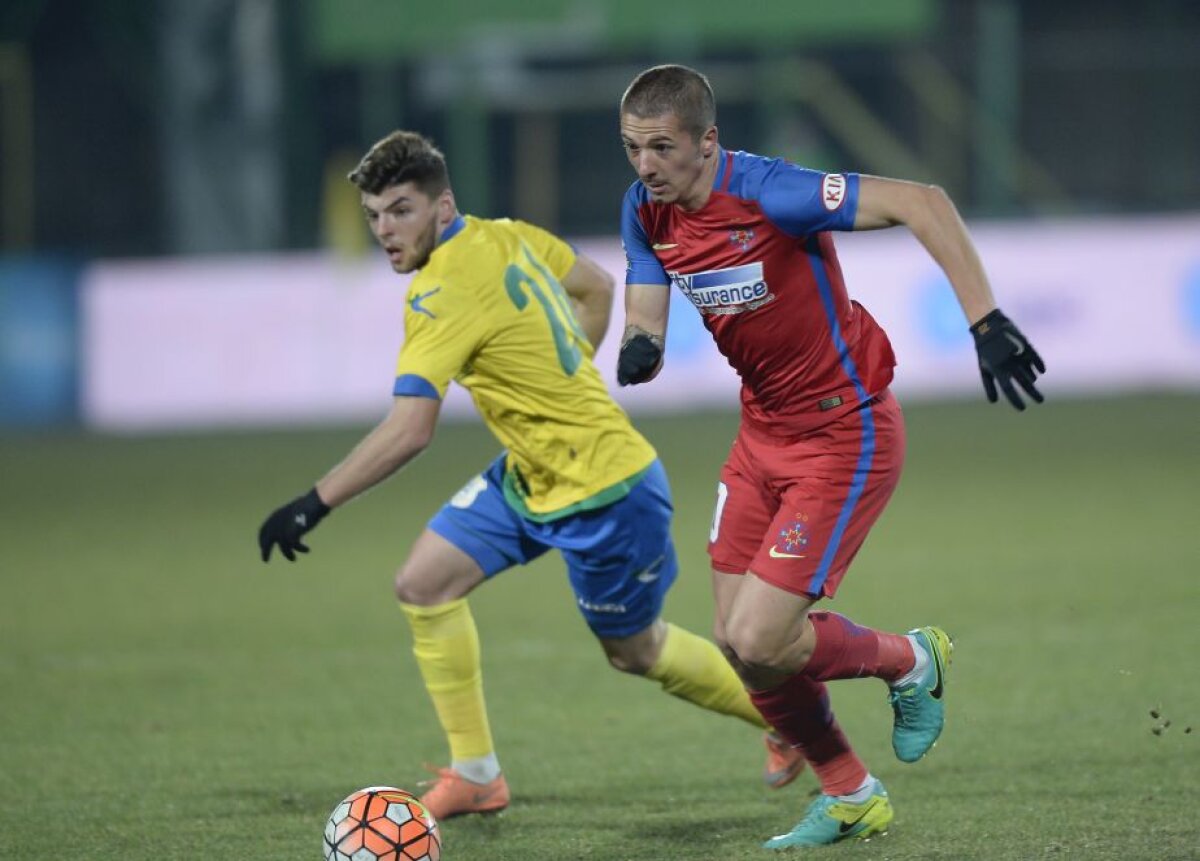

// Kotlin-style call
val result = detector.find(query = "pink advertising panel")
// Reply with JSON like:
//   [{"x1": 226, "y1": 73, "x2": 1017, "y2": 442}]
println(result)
[{"x1": 82, "y1": 216, "x2": 1200, "y2": 431}]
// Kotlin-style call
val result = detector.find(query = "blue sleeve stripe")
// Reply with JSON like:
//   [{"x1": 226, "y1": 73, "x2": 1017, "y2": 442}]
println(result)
[
  {"x1": 841, "y1": 173, "x2": 861, "y2": 229},
  {"x1": 621, "y1": 183, "x2": 670, "y2": 285},
  {"x1": 739, "y1": 151, "x2": 859, "y2": 236},
  {"x1": 392, "y1": 374, "x2": 441, "y2": 399},
  {"x1": 627, "y1": 262, "x2": 671, "y2": 285}
]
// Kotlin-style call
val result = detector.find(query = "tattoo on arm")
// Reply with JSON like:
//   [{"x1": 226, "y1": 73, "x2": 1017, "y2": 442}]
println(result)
[{"x1": 621, "y1": 325, "x2": 665, "y2": 350}]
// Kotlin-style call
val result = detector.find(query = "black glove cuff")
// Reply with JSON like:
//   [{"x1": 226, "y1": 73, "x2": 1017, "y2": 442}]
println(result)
[
  {"x1": 301, "y1": 487, "x2": 331, "y2": 519},
  {"x1": 969, "y1": 308, "x2": 1009, "y2": 339}
]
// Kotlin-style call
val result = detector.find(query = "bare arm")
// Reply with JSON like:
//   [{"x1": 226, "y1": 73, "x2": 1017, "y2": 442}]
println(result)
[
  {"x1": 559, "y1": 253, "x2": 614, "y2": 349},
  {"x1": 315, "y1": 395, "x2": 441, "y2": 507},
  {"x1": 617, "y1": 283, "x2": 670, "y2": 384},
  {"x1": 854, "y1": 176, "x2": 996, "y2": 325},
  {"x1": 623, "y1": 283, "x2": 670, "y2": 344},
  {"x1": 855, "y1": 175, "x2": 1046, "y2": 409}
]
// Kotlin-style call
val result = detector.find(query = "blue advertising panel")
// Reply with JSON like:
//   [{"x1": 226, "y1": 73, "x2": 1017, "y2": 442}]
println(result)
[{"x1": 0, "y1": 257, "x2": 80, "y2": 426}]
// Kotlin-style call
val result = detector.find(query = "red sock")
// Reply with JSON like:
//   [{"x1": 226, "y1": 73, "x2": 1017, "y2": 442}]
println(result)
[
  {"x1": 803, "y1": 611, "x2": 915, "y2": 683},
  {"x1": 749, "y1": 673, "x2": 868, "y2": 796}
]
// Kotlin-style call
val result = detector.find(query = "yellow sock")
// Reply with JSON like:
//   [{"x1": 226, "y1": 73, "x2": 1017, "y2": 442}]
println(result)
[
  {"x1": 400, "y1": 599, "x2": 495, "y2": 761},
  {"x1": 646, "y1": 622, "x2": 768, "y2": 729}
]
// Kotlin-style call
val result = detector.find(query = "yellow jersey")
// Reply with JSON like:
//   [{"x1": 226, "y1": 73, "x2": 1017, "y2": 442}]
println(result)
[{"x1": 393, "y1": 215, "x2": 656, "y2": 520}]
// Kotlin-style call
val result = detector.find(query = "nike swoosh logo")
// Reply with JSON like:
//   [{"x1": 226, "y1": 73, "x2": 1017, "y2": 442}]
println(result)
[
  {"x1": 929, "y1": 644, "x2": 945, "y2": 700},
  {"x1": 652, "y1": 243, "x2": 678, "y2": 250},
  {"x1": 1004, "y1": 332, "x2": 1025, "y2": 356},
  {"x1": 635, "y1": 554, "x2": 666, "y2": 583},
  {"x1": 838, "y1": 798, "x2": 882, "y2": 834},
  {"x1": 768, "y1": 546, "x2": 806, "y2": 559},
  {"x1": 410, "y1": 286, "x2": 441, "y2": 319}
]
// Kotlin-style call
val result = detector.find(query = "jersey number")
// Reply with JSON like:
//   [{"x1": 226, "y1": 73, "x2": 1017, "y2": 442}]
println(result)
[{"x1": 504, "y1": 246, "x2": 586, "y2": 376}]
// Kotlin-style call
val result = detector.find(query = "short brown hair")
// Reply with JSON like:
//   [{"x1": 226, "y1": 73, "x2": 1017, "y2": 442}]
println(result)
[
  {"x1": 620, "y1": 64, "x2": 716, "y2": 140},
  {"x1": 348, "y1": 130, "x2": 450, "y2": 197}
]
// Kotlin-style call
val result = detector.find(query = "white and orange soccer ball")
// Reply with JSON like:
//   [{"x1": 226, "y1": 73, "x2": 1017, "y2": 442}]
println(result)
[{"x1": 323, "y1": 786, "x2": 441, "y2": 861}]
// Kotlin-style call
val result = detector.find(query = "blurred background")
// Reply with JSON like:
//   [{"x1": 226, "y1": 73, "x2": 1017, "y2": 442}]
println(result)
[
  {"x1": 1, "y1": 0, "x2": 1198, "y2": 426},
  {"x1": 3, "y1": 6, "x2": 1198, "y2": 859}
]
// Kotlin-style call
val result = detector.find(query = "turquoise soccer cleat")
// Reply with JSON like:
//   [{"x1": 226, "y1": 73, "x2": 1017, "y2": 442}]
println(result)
[
  {"x1": 889, "y1": 625, "x2": 954, "y2": 763},
  {"x1": 762, "y1": 778, "x2": 893, "y2": 849}
]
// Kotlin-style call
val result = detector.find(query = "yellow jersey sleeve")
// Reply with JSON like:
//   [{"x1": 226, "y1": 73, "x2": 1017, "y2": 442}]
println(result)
[
  {"x1": 509, "y1": 219, "x2": 577, "y2": 282},
  {"x1": 393, "y1": 271, "x2": 483, "y2": 398}
]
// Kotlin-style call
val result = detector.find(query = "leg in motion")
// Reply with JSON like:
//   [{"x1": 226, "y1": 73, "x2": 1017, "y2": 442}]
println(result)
[
  {"x1": 712, "y1": 570, "x2": 805, "y2": 789},
  {"x1": 725, "y1": 575, "x2": 894, "y2": 847},
  {"x1": 396, "y1": 524, "x2": 512, "y2": 819}
]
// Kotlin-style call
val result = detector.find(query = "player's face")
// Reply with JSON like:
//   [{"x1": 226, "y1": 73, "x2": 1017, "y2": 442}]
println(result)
[
  {"x1": 620, "y1": 112, "x2": 718, "y2": 210},
  {"x1": 361, "y1": 183, "x2": 448, "y2": 273}
]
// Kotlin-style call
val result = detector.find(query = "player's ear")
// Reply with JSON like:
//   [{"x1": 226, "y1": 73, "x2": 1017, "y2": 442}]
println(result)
[
  {"x1": 437, "y1": 187, "x2": 456, "y2": 219},
  {"x1": 700, "y1": 125, "x2": 718, "y2": 159}
]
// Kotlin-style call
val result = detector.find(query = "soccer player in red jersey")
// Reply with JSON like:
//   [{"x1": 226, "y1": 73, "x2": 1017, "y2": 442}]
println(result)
[{"x1": 616, "y1": 64, "x2": 1045, "y2": 848}]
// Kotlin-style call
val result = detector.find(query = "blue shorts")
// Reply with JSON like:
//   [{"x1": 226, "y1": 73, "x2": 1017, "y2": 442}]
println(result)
[{"x1": 428, "y1": 456, "x2": 678, "y2": 639}]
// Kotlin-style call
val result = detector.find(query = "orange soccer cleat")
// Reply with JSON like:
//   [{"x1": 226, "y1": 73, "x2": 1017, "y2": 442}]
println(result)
[
  {"x1": 763, "y1": 732, "x2": 806, "y2": 789},
  {"x1": 419, "y1": 766, "x2": 510, "y2": 820}
]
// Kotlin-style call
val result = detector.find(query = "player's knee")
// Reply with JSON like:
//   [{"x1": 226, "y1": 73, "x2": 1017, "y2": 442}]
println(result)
[
  {"x1": 724, "y1": 623, "x2": 790, "y2": 674},
  {"x1": 393, "y1": 563, "x2": 448, "y2": 606},
  {"x1": 393, "y1": 566, "x2": 423, "y2": 604},
  {"x1": 601, "y1": 633, "x2": 659, "y2": 676}
]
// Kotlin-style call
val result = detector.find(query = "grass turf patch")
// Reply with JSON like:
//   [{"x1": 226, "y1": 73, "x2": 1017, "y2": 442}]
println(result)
[{"x1": 1, "y1": 394, "x2": 1197, "y2": 859}]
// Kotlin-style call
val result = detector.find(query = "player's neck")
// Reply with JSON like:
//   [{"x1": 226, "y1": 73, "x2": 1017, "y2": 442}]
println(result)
[
  {"x1": 677, "y1": 152, "x2": 721, "y2": 212},
  {"x1": 436, "y1": 212, "x2": 465, "y2": 244}
]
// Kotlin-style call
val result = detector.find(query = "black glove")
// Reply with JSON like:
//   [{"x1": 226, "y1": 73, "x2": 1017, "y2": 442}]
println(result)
[
  {"x1": 617, "y1": 334, "x2": 663, "y2": 386},
  {"x1": 258, "y1": 488, "x2": 330, "y2": 562},
  {"x1": 970, "y1": 308, "x2": 1046, "y2": 411}
]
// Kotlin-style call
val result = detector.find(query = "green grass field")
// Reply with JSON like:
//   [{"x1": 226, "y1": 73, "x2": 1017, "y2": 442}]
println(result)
[{"x1": 2, "y1": 395, "x2": 1198, "y2": 860}]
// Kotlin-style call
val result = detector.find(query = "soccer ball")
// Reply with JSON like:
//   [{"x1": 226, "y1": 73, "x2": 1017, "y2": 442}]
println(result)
[{"x1": 323, "y1": 786, "x2": 441, "y2": 861}]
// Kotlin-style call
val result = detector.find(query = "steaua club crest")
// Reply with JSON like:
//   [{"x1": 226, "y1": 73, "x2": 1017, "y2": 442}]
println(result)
[
  {"x1": 778, "y1": 514, "x2": 810, "y2": 554},
  {"x1": 729, "y1": 227, "x2": 755, "y2": 251}
]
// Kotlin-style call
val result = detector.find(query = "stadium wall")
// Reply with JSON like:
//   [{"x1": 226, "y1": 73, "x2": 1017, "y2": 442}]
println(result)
[{"x1": 69, "y1": 215, "x2": 1200, "y2": 431}]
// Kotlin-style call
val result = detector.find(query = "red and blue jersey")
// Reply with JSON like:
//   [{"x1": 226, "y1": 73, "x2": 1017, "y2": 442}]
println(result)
[{"x1": 622, "y1": 148, "x2": 896, "y2": 436}]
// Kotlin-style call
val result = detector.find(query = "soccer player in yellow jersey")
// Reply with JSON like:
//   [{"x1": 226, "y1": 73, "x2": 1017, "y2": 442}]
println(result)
[{"x1": 257, "y1": 130, "x2": 803, "y2": 819}]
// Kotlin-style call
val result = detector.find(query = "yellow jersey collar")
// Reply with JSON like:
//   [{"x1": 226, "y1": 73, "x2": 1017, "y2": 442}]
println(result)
[{"x1": 438, "y1": 214, "x2": 467, "y2": 245}]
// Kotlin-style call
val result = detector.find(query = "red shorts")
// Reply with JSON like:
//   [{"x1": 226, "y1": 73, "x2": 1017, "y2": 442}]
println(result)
[{"x1": 708, "y1": 390, "x2": 905, "y2": 598}]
